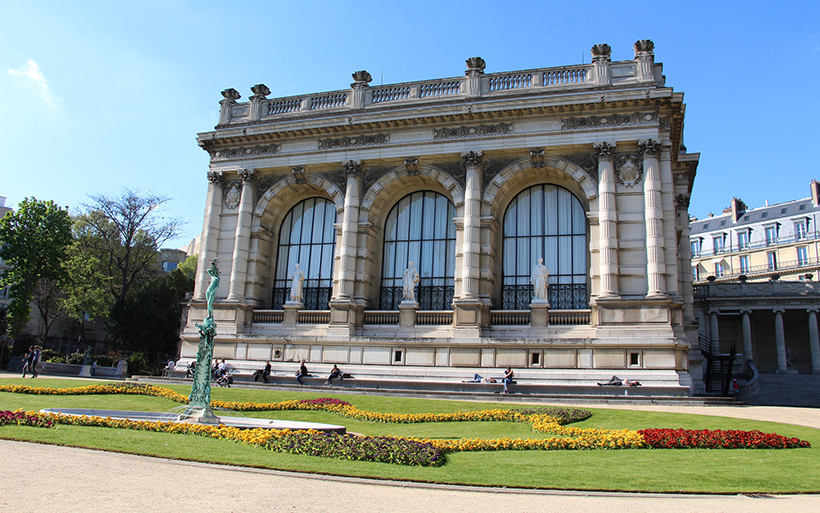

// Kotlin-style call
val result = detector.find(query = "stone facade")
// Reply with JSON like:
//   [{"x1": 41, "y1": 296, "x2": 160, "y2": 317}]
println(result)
[{"x1": 184, "y1": 41, "x2": 700, "y2": 389}]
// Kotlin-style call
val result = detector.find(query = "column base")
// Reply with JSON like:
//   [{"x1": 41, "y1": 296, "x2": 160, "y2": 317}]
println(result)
[
  {"x1": 399, "y1": 301, "x2": 418, "y2": 327},
  {"x1": 283, "y1": 302, "x2": 302, "y2": 326}
]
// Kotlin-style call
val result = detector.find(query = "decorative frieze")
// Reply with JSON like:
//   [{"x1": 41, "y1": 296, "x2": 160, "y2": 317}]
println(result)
[
  {"x1": 210, "y1": 144, "x2": 280, "y2": 161},
  {"x1": 616, "y1": 155, "x2": 642, "y2": 188},
  {"x1": 434, "y1": 123, "x2": 512, "y2": 140},
  {"x1": 318, "y1": 133, "x2": 389, "y2": 150},
  {"x1": 561, "y1": 112, "x2": 660, "y2": 131}
]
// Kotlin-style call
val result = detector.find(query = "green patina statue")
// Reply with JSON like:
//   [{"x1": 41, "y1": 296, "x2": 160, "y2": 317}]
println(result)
[{"x1": 187, "y1": 259, "x2": 220, "y2": 422}]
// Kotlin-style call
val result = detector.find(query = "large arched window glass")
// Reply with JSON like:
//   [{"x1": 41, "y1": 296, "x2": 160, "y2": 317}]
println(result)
[
  {"x1": 502, "y1": 184, "x2": 588, "y2": 310},
  {"x1": 272, "y1": 198, "x2": 337, "y2": 310},
  {"x1": 380, "y1": 191, "x2": 456, "y2": 310}
]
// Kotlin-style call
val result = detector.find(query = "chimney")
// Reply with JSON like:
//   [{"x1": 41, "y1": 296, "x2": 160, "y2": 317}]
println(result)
[
  {"x1": 731, "y1": 197, "x2": 746, "y2": 222},
  {"x1": 812, "y1": 180, "x2": 820, "y2": 207}
]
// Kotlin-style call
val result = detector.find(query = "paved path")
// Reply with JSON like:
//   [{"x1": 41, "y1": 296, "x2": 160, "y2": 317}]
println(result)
[{"x1": 2, "y1": 372, "x2": 820, "y2": 511}]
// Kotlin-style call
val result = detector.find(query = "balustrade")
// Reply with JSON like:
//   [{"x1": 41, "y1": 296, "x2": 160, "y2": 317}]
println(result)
[
  {"x1": 371, "y1": 86, "x2": 411, "y2": 103},
  {"x1": 363, "y1": 311, "x2": 399, "y2": 325},
  {"x1": 543, "y1": 67, "x2": 588, "y2": 86},
  {"x1": 252, "y1": 310, "x2": 283, "y2": 324},
  {"x1": 310, "y1": 93, "x2": 348, "y2": 110},
  {"x1": 415, "y1": 311, "x2": 453, "y2": 326},
  {"x1": 549, "y1": 310, "x2": 591, "y2": 325},
  {"x1": 419, "y1": 81, "x2": 461, "y2": 98},
  {"x1": 296, "y1": 311, "x2": 330, "y2": 324},
  {"x1": 488, "y1": 73, "x2": 532, "y2": 91},
  {"x1": 267, "y1": 98, "x2": 302, "y2": 115},
  {"x1": 490, "y1": 310, "x2": 530, "y2": 326}
]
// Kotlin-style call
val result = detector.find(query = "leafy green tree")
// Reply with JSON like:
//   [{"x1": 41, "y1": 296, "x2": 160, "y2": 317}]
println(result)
[
  {"x1": 77, "y1": 189, "x2": 182, "y2": 310},
  {"x1": 108, "y1": 269, "x2": 193, "y2": 372},
  {"x1": 177, "y1": 253, "x2": 198, "y2": 280},
  {"x1": 0, "y1": 198, "x2": 72, "y2": 336},
  {"x1": 58, "y1": 241, "x2": 112, "y2": 342}
]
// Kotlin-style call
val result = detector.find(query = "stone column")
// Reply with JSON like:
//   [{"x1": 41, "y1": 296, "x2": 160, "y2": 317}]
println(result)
[
  {"x1": 633, "y1": 40, "x2": 655, "y2": 82},
  {"x1": 708, "y1": 308, "x2": 720, "y2": 347},
  {"x1": 808, "y1": 308, "x2": 820, "y2": 374},
  {"x1": 328, "y1": 160, "x2": 363, "y2": 335},
  {"x1": 335, "y1": 160, "x2": 363, "y2": 301},
  {"x1": 640, "y1": 139, "x2": 667, "y2": 298},
  {"x1": 218, "y1": 89, "x2": 241, "y2": 126},
  {"x1": 741, "y1": 308, "x2": 754, "y2": 370},
  {"x1": 194, "y1": 171, "x2": 225, "y2": 300},
  {"x1": 226, "y1": 169, "x2": 255, "y2": 302},
  {"x1": 460, "y1": 151, "x2": 482, "y2": 300},
  {"x1": 774, "y1": 308, "x2": 788, "y2": 373},
  {"x1": 594, "y1": 141, "x2": 619, "y2": 298},
  {"x1": 590, "y1": 44, "x2": 611, "y2": 86},
  {"x1": 660, "y1": 143, "x2": 678, "y2": 296}
]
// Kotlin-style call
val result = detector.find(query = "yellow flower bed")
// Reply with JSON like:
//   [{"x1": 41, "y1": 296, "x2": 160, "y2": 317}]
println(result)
[{"x1": 2, "y1": 384, "x2": 646, "y2": 453}]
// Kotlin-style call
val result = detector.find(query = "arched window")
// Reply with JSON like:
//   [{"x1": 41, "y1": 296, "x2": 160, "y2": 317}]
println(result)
[
  {"x1": 380, "y1": 191, "x2": 456, "y2": 310},
  {"x1": 502, "y1": 184, "x2": 588, "y2": 309},
  {"x1": 272, "y1": 198, "x2": 337, "y2": 310}
]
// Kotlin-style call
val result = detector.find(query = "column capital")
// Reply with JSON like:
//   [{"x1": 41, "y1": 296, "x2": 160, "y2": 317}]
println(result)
[
  {"x1": 773, "y1": 307, "x2": 786, "y2": 314},
  {"x1": 740, "y1": 308, "x2": 753, "y2": 315},
  {"x1": 238, "y1": 168, "x2": 256, "y2": 183},
  {"x1": 461, "y1": 150, "x2": 484, "y2": 168},
  {"x1": 593, "y1": 141, "x2": 617, "y2": 160},
  {"x1": 342, "y1": 159, "x2": 364, "y2": 176},
  {"x1": 707, "y1": 308, "x2": 720, "y2": 315},
  {"x1": 638, "y1": 139, "x2": 662, "y2": 157},
  {"x1": 207, "y1": 171, "x2": 225, "y2": 186},
  {"x1": 808, "y1": 307, "x2": 820, "y2": 314}
]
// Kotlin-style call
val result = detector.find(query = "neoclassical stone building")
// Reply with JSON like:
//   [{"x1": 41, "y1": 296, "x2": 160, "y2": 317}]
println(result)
[{"x1": 183, "y1": 40, "x2": 701, "y2": 390}]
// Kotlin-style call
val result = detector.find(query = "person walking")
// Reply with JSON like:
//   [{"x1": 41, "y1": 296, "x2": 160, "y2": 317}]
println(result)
[
  {"x1": 21, "y1": 346, "x2": 34, "y2": 378},
  {"x1": 30, "y1": 346, "x2": 42, "y2": 378}
]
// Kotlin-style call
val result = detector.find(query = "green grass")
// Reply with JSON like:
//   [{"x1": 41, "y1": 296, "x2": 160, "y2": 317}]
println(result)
[{"x1": 1, "y1": 377, "x2": 819, "y2": 493}]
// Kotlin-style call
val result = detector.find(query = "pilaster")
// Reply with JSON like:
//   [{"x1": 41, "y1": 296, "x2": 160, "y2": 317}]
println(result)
[
  {"x1": 248, "y1": 84, "x2": 270, "y2": 122},
  {"x1": 633, "y1": 40, "x2": 655, "y2": 82}
]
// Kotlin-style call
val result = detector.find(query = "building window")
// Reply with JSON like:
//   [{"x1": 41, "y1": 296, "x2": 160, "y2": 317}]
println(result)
[
  {"x1": 795, "y1": 221, "x2": 808, "y2": 240},
  {"x1": 691, "y1": 239, "x2": 701, "y2": 257},
  {"x1": 271, "y1": 197, "x2": 337, "y2": 310},
  {"x1": 715, "y1": 261, "x2": 725, "y2": 278},
  {"x1": 692, "y1": 265, "x2": 700, "y2": 282},
  {"x1": 737, "y1": 230, "x2": 749, "y2": 250},
  {"x1": 713, "y1": 235, "x2": 725, "y2": 254},
  {"x1": 765, "y1": 226, "x2": 777, "y2": 246},
  {"x1": 799, "y1": 204, "x2": 807, "y2": 211},
  {"x1": 380, "y1": 191, "x2": 456, "y2": 310},
  {"x1": 739, "y1": 255, "x2": 750, "y2": 274},
  {"x1": 767, "y1": 252, "x2": 778, "y2": 271},
  {"x1": 502, "y1": 184, "x2": 588, "y2": 310},
  {"x1": 162, "y1": 261, "x2": 178, "y2": 272},
  {"x1": 798, "y1": 246, "x2": 809, "y2": 266}
]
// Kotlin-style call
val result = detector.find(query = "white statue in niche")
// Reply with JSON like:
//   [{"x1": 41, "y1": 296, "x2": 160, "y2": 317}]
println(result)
[
  {"x1": 402, "y1": 262, "x2": 420, "y2": 301},
  {"x1": 288, "y1": 263, "x2": 305, "y2": 302},
  {"x1": 531, "y1": 258, "x2": 549, "y2": 301}
]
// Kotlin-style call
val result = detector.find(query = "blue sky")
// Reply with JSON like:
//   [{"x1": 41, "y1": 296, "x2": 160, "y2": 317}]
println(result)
[{"x1": 1, "y1": 1, "x2": 819, "y2": 248}]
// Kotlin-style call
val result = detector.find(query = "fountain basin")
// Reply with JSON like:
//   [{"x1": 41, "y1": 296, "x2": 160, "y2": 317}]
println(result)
[{"x1": 39, "y1": 408, "x2": 346, "y2": 433}]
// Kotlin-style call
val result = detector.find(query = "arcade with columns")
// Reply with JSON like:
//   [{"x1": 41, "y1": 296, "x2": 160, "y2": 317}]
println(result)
[{"x1": 183, "y1": 40, "x2": 702, "y2": 391}]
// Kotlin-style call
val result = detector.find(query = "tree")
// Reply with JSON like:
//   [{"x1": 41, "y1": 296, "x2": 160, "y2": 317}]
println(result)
[
  {"x1": 177, "y1": 253, "x2": 198, "y2": 280},
  {"x1": 31, "y1": 278, "x2": 64, "y2": 342},
  {"x1": 0, "y1": 198, "x2": 72, "y2": 337},
  {"x1": 58, "y1": 241, "x2": 112, "y2": 343},
  {"x1": 77, "y1": 189, "x2": 182, "y2": 310},
  {"x1": 108, "y1": 269, "x2": 193, "y2": 372}
]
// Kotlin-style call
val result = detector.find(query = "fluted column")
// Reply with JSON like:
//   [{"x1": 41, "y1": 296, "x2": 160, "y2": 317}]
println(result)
[
  {"x1": 741, "y1": 308, "x2": 754, "y2": 370},
  {"x1": 594, "y1": 141, "x2": 619, "y2": 298},
  {"x1": 226, "y1": 169, "x2": 255, "y2": 301},
  {"x1": 774, "y1": 308, "x2": 788, "y2": 373},
  {"x1": 460, "y1": 151, "x2": 483, "y2": 299},
  {"x1": 194, "y1": 171, "x2": 225, "y2": 300},
  {"x1": 335, "y1": 160, "x2": 363, "y2": 301},
  {"x1": 808, "y1": 308, "x2": 820, "y2": 373},
  {"x1": 660, "y1": 143, "x2": 678, "y2": 295},
  {"x1": 640, "y1": 139, "x2": 667, "y2": 297}
]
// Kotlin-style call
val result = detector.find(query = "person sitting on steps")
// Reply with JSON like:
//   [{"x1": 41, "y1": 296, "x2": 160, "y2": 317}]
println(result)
[{"x1": 325, "y1": 364, "x2": 342, "y2": 386}]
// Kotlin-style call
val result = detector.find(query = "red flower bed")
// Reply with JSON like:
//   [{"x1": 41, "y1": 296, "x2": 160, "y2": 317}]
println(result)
[{"x1": 638, "y1": 428, "x2": 810, "y2": 449}]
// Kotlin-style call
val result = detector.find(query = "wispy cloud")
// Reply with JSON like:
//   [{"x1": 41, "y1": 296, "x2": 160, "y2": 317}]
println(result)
[{"x1": 8, "y1": 60, "x2": 61, "y2": 107}]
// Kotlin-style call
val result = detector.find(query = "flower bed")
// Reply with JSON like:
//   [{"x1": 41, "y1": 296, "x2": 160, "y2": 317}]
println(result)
[
  {"x1": 0, "y1": 384, "x2": 811, "y2": 468},
  {"x1": 638, "y1": 428, "x2": 811, "y2": 449}
]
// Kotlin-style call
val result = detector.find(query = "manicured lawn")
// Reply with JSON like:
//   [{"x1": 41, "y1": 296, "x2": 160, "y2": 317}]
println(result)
[{"x1": 1, "y1": 377, "x2": 818, "y2": 493}]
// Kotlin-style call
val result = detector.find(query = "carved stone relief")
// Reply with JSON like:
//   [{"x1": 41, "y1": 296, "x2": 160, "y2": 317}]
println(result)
[
  {"x1": 434, "y1": 123, "x2": 512, "y2": 140},
  {"x1": 224, "y1": 182, "x2": 241, "y2": 209},
  {"x1": 318, "y1": 133, "x2": 389, "y2": 150},
  {"x1": 292, "y1": 166, "x2": 306, "y2": 184},
  {"x1": 616, "y1": 155, "x2": 642, "y2": 188},
  {"x1": 561, "y1": 112, "x2": 660, "y2": 131},
  {"x1": 207, "y1": 171, "x2": 225, "y2": 186},
  {"x1": 210, "y1": 143, "x2": 280, "y2": 161},
  {"x1": 404, "y1": 157, "x2": 419, "y2": 176},
  {"x1": 529, "y1": 149, "x2": 545, "y2": 168}
]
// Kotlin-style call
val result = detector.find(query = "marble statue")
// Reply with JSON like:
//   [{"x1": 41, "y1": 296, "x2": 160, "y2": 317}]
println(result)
[
  {"x1": 403, "y1": 262, "x2": 420, "y2": 301},
  {"x1": 288, "y1": 263, "x2": 305, "y2": 302},
  {"x1": 531, "y1": 258, "x2": 549, "y2": 301}
]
